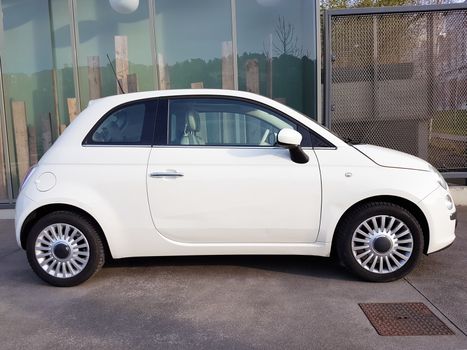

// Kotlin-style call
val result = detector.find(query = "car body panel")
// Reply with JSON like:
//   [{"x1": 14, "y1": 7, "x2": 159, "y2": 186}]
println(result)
[
  {"x1": 418, "y1": 186, "x2": 456, "y2": 253},
  {"x1": 147, "y1": 147, "x2": 321, "y2": 244},
  {"x1": 314, "y1": 146, "x2": 444, "y2": 245},
  {"x1": 353, "y1": 144, "x2": 432, "y2": 171},
  {"x1": 15, "y1": 89, "x2": 456, "y2": 261}
]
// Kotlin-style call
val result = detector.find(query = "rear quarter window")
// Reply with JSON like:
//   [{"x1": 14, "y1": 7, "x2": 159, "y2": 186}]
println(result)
[{"x1": 83, "y1": 100, "x2": 157, "y2": 146}]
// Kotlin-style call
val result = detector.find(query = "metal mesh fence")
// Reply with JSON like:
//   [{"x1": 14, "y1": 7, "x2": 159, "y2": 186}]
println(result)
[{"x1": 327, "y1": 7, "x2": 467, "y2": 172}]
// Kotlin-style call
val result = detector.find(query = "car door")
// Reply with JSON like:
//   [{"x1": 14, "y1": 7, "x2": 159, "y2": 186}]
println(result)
[{"x1": 146, "y1": 97, "x2": 321, "y2": 244}]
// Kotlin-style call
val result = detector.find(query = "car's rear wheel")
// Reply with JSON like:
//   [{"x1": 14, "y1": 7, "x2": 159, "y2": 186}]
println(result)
[
  {"x1": 336, "y1": 202, "x2": 423, "y2": 282},
  {"x1": 26, "y1": 211, "x2": 105, "y2": 287}
]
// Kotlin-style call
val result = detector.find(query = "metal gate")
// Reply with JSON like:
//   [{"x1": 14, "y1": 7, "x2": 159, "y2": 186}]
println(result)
[{"x1": 324, "y1": 4, "x2": 467, "y2": 176}]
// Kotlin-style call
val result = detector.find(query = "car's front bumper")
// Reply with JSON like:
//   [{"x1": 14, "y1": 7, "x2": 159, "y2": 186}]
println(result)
[{"x1": 419, "y1": 186, "x2": 456, "y2": 254}]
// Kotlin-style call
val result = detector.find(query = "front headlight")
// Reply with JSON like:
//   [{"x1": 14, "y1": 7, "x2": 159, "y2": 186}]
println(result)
[
  {"x1": 445, "y1": 194, "x2": 454, "y2": 210},
  {"x1": 429, "y1": 165, "x2": 448, "y2": 191}
]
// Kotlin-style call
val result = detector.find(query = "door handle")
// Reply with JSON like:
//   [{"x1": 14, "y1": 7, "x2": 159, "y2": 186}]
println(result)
[{"x1": 150, "y1": 171, "x2": 184, "y2": 178}]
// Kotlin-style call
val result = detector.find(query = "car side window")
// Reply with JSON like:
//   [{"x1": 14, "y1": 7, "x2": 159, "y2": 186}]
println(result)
[
  {"x1": 167, "y1": 98, "x2": 298, "y2": 147},
  {"x1": 84, "y1": 101, "x2": 156, "y2": 145}
]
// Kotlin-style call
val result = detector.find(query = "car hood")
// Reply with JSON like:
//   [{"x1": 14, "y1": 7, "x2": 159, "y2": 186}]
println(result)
[{"x1": 353, "y1": 144, "x2": 430, "y2": 171}]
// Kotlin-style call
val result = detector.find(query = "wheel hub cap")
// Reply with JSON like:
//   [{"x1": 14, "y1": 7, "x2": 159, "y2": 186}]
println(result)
[
  {"x1": 34, "y1": 223, "x2": 90, "y2": 279},
  {"x1": 372, "y1": 236, "x2": 392, "y2": 254},
  {"x1": 351, "y1": 215, "x2": 414, "y2": 274},
  {"x1": 52, "y1": 242, "x2": 71, "y2": 260}
]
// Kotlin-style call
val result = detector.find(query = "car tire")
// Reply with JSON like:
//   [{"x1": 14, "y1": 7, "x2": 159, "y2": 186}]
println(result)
[
  {"x1": 335, "y1": 202, "x2": 423, "y2": 282},
  {"x1": 26, "y1": 211, "x2": 105, "y2": 287}
]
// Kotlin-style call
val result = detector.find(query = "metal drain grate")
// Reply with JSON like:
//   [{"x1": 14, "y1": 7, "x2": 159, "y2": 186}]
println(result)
[{"x1": 359, "y1": 302, "x2": 454, "y2": 336}]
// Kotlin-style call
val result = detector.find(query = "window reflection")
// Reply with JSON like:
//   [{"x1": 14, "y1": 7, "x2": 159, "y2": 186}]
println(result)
[
  {"x1": 75, "y1": 0, "x2": 155, "y2": 107},
  {"x1": 1, "y1": 0, "x2": 64, "y2": 198},
  {"x1": 154, "y1": 0, "x2": 233, "y2": 90},
  {"x1": 236, "y1": 0, "x2": 317, "y2": 118}
]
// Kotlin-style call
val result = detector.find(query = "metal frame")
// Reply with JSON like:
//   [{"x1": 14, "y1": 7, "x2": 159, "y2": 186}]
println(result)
[
  {"x1": 68, "y1": 0, "x2": 81, "y2": 112},
  {"x1": 0, "y1": 57, "x2": 13, "y2": 204},
  {"x1": 47, "y1": 0, "x2": 60, "y2": 140},
  {"x1": 0, "y1": 0, "x2": 13, "y2": 204},
  {"x1": 315, "y1": 0, "x2": 322, "y2": 124},
  {"x1": 148, "y1": 0, "x2": 160, "y2": 90},
  {"x1": 324, "y1": 3, "x2": 467, "y2": 177},
  {"x1": 324, "y1": 2, "x2": 467, "y2": 128},
  {"x1": 323, "y1": 7, "x2": 332, "y2": 128},
  {"x1": 326, "y1": 3, "x2": 467, "y2": 17},
  {"x1": 230, "y1": 0, "x2": 239, "y2": 90}
]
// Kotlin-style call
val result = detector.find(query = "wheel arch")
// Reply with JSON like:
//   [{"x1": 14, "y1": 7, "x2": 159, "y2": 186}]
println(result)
[
  {"x1": 20, "y1": 203, "x2": 113, "y2": 259},
  {"x1": 331, "y1": 195, "x2": 430, "y2": 256}
]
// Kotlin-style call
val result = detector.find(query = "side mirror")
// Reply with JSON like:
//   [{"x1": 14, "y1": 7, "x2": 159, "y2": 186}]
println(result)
[
  {"x1": 277, "y1": 128, "x2": 302, "y2": 147},
  {"x1": 277, "y1": 129, "x2": 309, "y2": 164}
]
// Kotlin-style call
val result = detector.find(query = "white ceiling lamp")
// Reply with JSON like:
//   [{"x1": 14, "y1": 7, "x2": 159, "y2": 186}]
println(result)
[{"x1": 109, "y1": 0, "x2": 140, "y2": 14}]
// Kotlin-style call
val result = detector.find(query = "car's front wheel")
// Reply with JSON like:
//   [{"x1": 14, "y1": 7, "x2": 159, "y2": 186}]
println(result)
[
  {"x1": 26, "y1": 211, "x2": 105, "y2": 287},
  {"x1": 336, "y1": 202, "x2": 423, "y2": 282}
]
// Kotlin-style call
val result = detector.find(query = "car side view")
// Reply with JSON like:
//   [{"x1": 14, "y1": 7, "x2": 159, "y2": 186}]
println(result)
[{"x1": 15, "y1": 89, "x2": 456, "y2": 286}]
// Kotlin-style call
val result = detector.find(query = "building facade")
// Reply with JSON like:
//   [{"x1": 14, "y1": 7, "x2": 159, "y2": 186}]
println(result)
[{"x1": 0, "y1": 0, "x2": 320, "y2": 204}]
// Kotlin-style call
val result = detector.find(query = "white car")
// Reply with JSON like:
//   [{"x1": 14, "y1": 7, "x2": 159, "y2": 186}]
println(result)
[{"x1": 15, "y1": 89, "x2": 456, "y2": 287}]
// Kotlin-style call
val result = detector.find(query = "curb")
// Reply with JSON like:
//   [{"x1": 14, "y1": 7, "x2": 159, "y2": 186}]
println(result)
[
  {"x1": 0, "y1": 209, "x2": 14, "y2": 220},
  {"x1": 450, "y1": 186, "x2": 467, "y2": 207}
]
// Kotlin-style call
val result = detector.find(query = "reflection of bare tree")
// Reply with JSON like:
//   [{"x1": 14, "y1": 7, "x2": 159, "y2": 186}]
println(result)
[{"x1": 273, "y1": 16, "x2": 303, "y2": 57}]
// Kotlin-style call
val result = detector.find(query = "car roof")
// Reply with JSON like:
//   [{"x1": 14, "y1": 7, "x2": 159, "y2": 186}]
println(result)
[{"x1": 90, "y1": 89, "x2": 270, "y2": 104}]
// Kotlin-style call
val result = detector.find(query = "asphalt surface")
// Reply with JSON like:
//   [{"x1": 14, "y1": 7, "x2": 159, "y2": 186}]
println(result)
[{"x1": 0, "y1": 208, "x2": 466, "y2": 349}]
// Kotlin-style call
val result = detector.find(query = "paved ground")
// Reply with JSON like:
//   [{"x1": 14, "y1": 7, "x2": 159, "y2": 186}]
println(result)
[{"x1": 0, "y1": 209, "x2": 466, "y2": 350}]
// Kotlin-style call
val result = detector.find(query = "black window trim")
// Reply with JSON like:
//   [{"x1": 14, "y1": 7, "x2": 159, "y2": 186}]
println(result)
[
  {"x1": 155, "y1": 95, "x2": 335, "y2": 148},
  {"x1": 82, "y1": 98, "x2": 159, "y2": 147}
]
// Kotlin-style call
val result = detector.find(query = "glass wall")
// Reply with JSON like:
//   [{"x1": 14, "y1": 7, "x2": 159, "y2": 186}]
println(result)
[
  {"x1": 0, "y1": 0, "x2": 318, "y2": 202},
  {"x1": 154, "y1": 0, "x2": 233, "y2": 89},
  {"x1": 236, "y1": 0, "x2": 317, "y2": 117},
  {"x1": 0, "y1": 0, "x2": 74, "y2": 199},
  {"x1": 75, "y1": 0, "x2": 155, "y2": 109},
  {"x1": 49, "y1": 0, "x2": 76, "y2": 130}
]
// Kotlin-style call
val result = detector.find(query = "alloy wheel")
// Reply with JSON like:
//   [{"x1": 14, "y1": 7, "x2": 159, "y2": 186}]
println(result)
[
  {"x1": 34, "y1": 223, "x2": 90, "y2": 278},
  {"x1": 351, "y1": 215, "x2": 414, "y2": 274}
]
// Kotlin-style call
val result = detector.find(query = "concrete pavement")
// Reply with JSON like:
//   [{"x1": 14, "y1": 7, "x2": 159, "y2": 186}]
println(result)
[{"x1": 0, "y1": 208, "x2": 466, "y2": 349}]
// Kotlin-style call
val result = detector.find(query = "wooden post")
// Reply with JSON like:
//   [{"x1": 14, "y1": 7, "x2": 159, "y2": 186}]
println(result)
[
  {"x1": 267, "y1": 33, "x2": 273, "y2": 98},
  {"x1": 41, "y1": 113, "x2": 53, "y2": 153},
  {"x1": 51, "y1": 68, "x2": 60, "y2": 140},
  {"x1": 157, "y1": 53, "x2": 170, "y2": 90},
  {"x1": 246, "y1": 59, "x2": 260, "y2": 94},
  {"x1": 0, "y1": 129, "x2": 4, "y2": 198},
  {"x1": 11, "y1": 101, "x2": 30, "y2": 181},
  {"x1": 127, "y1": 73, "x2": 138, "y2": 93},
  {"x1": 88, "y1": 56, "x2": 102, "y2": 100},
  {"x1": 191, "y1": 82, "x2": 204, "y2": 89},
  {"x1": 222, "y1": 41, "x2": 234, "y2": 90},
  {"x1": 115, "y1": 36, "x2": 129, "y2": 94},
  {"x1": 220, "y1": 42, "x2": 234, "y2": 141},
  {"x1": 27, "y1": 126, "x2": 38, "y2": 165},
  {"x1": 67, "y1": 98, "x2": 78, "y2": 123}
]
